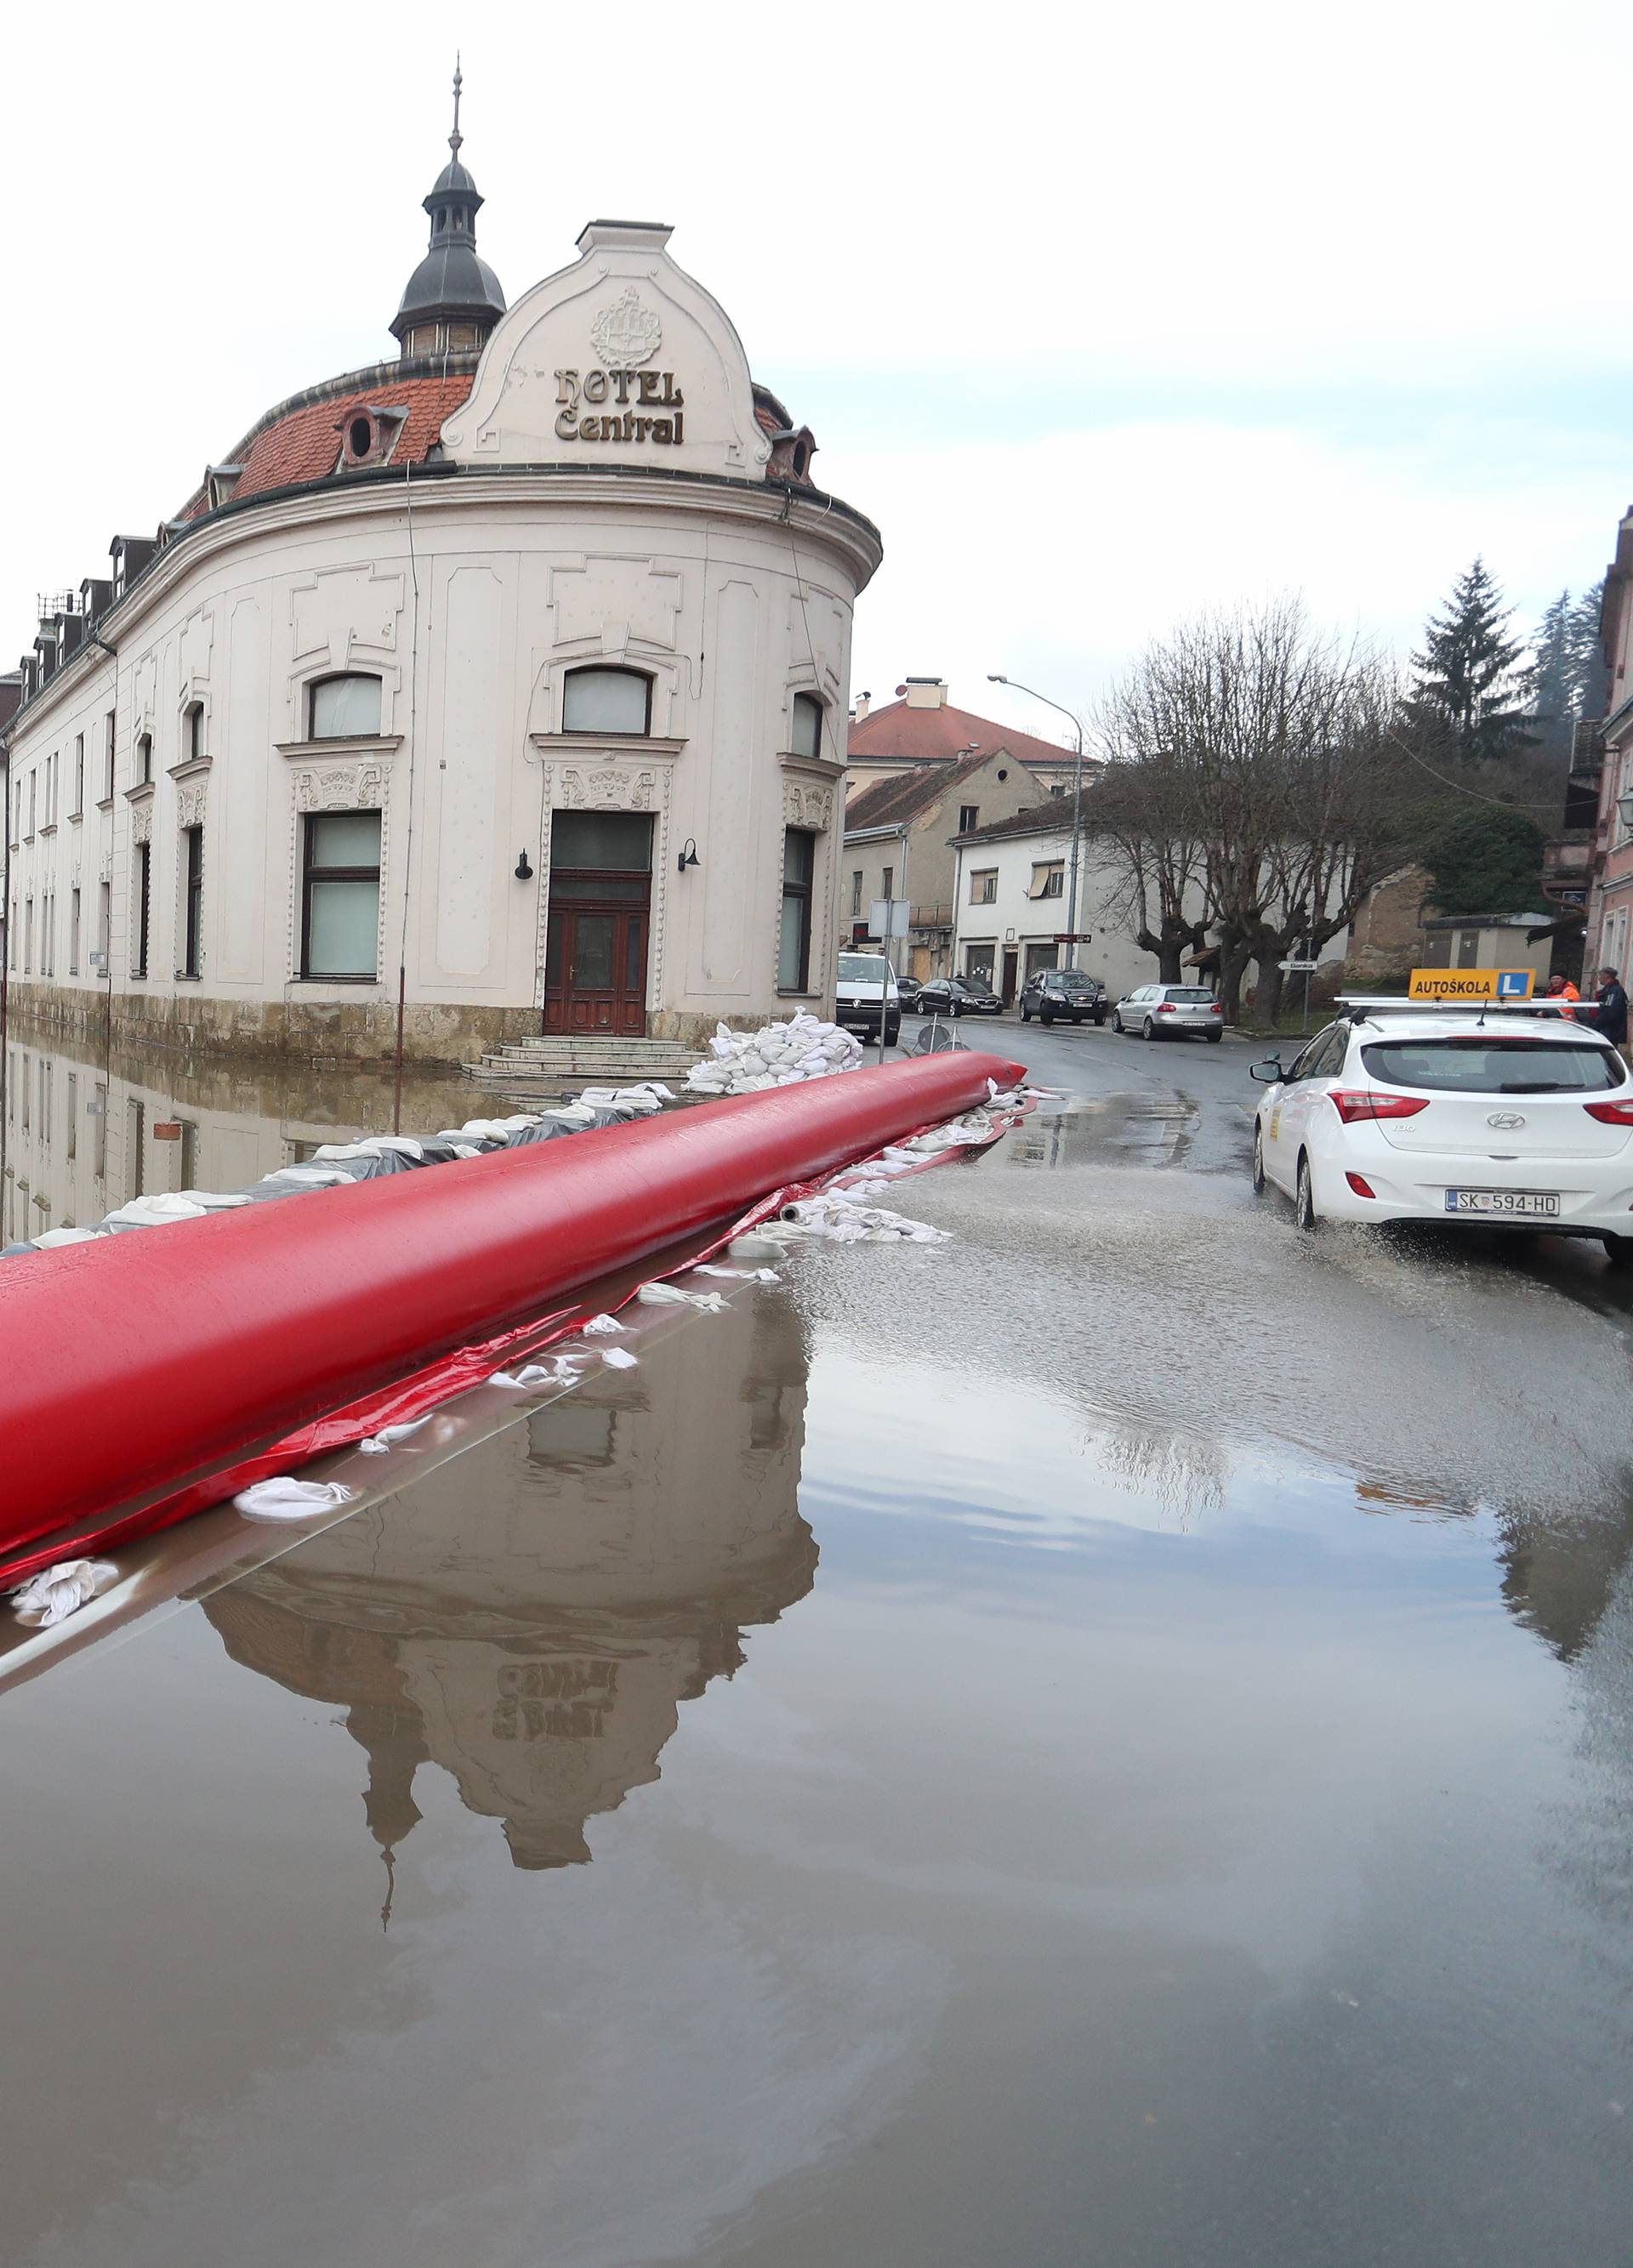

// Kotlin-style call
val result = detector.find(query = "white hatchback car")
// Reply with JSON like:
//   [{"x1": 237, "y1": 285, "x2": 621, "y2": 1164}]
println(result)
[{"x1": 1249, "y1": 1009, "x2": 1633, "y2": 1261}]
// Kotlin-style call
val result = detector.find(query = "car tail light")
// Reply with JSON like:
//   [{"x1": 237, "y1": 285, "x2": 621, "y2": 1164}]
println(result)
[
  {"x1": 1328, "y1": 1089, "x2": 1431, "y2": 1124},
  {"x1": 1585, "y1": 1099, "x2": 1633, "y2": 1124},
  {"x1": 1156, "y1": 1003, "x2": 1175, "y2": 1015},
  {"x1": 1346, "y1": 1172, "x2": 1377, "y2": 1198},
  {"x1": 1209, "y1": 1003, "x2": 1223, "y2": 1015}
]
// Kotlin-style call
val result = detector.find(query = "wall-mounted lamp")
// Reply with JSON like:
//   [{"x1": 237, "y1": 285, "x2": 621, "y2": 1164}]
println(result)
[
  {"x1": 677, "y1": 837, "x2": 700, "y2": 873},
  {"x1": 515, "y1": 849, "x2": 533, "y2": 880},
  {"x1": 1619, "y1": 789, "x2": 1633, "y2": 830}
]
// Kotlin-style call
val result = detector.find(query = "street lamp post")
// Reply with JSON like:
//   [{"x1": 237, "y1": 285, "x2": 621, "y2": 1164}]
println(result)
[{"x1": 988, "y1": 674, "x2": 1086, "y2": 972}]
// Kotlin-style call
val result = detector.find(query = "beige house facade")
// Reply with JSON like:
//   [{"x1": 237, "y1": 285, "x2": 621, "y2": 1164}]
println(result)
[{"x1": 2, "y1": 112, "x2": 879, "y2": 1067}]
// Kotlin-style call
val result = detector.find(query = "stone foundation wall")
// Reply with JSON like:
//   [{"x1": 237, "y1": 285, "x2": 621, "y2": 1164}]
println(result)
[{"x1": 3, "y1": 983, "x2": 787, "y2": 1067}]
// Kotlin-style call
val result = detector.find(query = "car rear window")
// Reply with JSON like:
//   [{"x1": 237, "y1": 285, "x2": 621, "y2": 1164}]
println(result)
[
  {"x1": 1359, "y1": 1038, "x2": 1624, "y2": 1094},
  {"x1": 1164, "y1": 987, "x2": 1215, "y2": 1003}
]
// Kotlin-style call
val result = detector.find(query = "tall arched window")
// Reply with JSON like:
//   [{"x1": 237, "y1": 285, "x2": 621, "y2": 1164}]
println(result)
[
  {"x1": 310, "y1": 674, "x2": 382, "y2": 740},
  {"x1": 561, "y1": 667, "x2": 651, "y2": 736},
  {"x1": 790, "y1": 692, "x2": 824, "y2": 761}
]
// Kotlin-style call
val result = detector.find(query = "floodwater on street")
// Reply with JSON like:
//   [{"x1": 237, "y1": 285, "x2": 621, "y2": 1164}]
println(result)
[{"x1": 4, "y1": 1019, "x2": 1633, "y2": 2266}]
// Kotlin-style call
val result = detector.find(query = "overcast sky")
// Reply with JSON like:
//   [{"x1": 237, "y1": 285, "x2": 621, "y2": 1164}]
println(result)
[{"x1": 8, "y1": 0, "x2": 1630, "y2": 751}]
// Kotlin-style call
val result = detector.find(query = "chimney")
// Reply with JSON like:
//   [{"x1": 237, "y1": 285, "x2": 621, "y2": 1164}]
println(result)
[
  {"x1": 903, "y1": 676, "x2": 947, "y2": 710},
  {"x1": 851, "y1": 690, "x2": 871, "y2": 723}
]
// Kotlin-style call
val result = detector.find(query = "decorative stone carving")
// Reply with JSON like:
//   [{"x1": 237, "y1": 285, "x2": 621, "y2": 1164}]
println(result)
[
  {"x1": 556, "y1": 766, "x2": 657, "y2": 812},
  {"x1": 177, "y1": 782, "x2": 208, "y2": 827},
  {"x1": 130, "y1": 802, "x2": 153, "y2": 847},
  {"x1": 591, "y1": 287, "x2": 663, "y2": 370},
  {"x1": 293, "y1": 764, "x2": 388, "y2": 813},
  {"x1": 782, "y1": 782, "x2": 833, "y2": 831}
]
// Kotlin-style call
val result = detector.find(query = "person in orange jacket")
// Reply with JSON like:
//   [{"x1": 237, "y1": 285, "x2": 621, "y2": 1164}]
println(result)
[{"x1": 1542, "y1": 974, "x2": 1579, "y2": 1017}]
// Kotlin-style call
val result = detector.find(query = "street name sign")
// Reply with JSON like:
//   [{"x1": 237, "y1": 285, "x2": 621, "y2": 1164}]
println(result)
[
  {"x1": 1279, "y1": 958, "x2": 1319, "y2": 972},
  {"x1": 1407, "y1": 968, "x2": 1535, "y2": 1002}
]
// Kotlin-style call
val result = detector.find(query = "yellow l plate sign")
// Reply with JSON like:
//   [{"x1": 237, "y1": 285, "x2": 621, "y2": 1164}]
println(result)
[{"x1": 1408, "y1": 968, "x2": 1535, "y2": 1002}]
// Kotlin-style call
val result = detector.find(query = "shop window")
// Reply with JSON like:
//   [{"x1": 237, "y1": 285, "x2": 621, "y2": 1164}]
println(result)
[
  {"x1": 964, "y1": 945, "x2": 996, "y2": 985},
  {"x1": 310, "y1": 674, "x2": 383, "y2": 740},
  {"x1": 778, "y1": 827, "x2": 815, "y2": 991},
  {"x1": 790, "y1": 692, "x2": 824, "y2": 761},
  {"x1": 301, "y1": 811, "x2": 382, "y2": 977},
  {"x1": 181, "y1": 826, "x2": 204, "y2": 977},
  {"x1": 561, "y1": 667, "x2": 652, "y2": 736},
  {"x1": 970, "y1": 868, "x2": 998, "y2": 904}
]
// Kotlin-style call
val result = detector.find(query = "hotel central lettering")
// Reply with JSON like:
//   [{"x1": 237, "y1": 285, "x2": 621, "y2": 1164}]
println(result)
[{"x1": 555, "y1": 369, "x2": 686, "y2": 444}]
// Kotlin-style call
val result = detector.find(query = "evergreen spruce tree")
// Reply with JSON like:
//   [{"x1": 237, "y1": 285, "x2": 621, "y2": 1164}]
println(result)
[
  {"x1": 1524, "y1": 589, "x2": 1574, "y2": 718},
  {"x1": 1567, "y1": 577, "x2": 1608, "y2": 719},
  {"x1": 1407, "y1": 558, "x2": 1533, "y2": 761}
]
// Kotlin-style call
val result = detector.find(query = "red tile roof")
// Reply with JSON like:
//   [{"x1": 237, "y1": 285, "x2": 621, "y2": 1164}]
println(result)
[
  {"x1": 174, "y1": 367, "x2": 477, "y2": 521},
  {"x1": 846, "y1": 695, "x2": 1074, "y2": 770},
  {"x1": 236, "y1": 375, "x2": 474, "y2": 501}
]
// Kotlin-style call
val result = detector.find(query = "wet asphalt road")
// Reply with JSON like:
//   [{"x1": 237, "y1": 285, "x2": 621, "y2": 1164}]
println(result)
[{"x1": 5, "y1": 1020, "x2": 1633, "y2": 2266}]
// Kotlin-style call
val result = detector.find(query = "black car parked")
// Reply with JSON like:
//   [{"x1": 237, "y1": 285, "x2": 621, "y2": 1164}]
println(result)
[
  {"x1": 1019, "y1": 970, "x2": 1107, "y2": 1026},
  {"x1": 915, "y1": 976, "x2": 1004, "y2": 1017}
]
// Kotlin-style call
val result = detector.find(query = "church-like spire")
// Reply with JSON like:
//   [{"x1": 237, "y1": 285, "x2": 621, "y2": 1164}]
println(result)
[{"x1": 390, "y1": 61, "x2": 507, "y2": 359}]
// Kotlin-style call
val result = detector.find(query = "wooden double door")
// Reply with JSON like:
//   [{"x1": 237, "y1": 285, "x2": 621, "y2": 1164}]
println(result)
[{"x1": 542, "y1": 812, "x2": 654, "y2": 1036}]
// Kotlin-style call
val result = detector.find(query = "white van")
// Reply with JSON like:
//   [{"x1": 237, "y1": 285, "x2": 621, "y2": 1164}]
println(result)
[{"x1": 834, "y1": 952, "x2": 901, "y2": 1044}]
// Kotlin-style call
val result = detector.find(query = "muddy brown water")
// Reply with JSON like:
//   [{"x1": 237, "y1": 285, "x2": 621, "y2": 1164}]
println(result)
[{"x1": 3, "y1": 1030, "x2": 1633, "y2": 2265}]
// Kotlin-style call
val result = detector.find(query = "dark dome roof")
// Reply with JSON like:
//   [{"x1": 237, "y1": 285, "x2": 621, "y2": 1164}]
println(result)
[
  {"x1": 428, "y1": 155, "x2": 478, "y2": 201},
  {"x1": 395, "y1": 242, "x2": 505, "y2": 331}
]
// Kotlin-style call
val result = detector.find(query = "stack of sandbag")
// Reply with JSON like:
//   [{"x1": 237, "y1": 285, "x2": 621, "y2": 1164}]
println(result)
[{"x1": 684, "y1": 1010, "x2": 862, "y2": 1098}]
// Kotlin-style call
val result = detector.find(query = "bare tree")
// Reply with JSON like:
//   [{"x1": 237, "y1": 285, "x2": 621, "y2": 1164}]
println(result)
[
  {"x1": 1092, "y1": 681, "x2": 1210, "y2": 985},
  {"x1": 1098, "y1": 601, "x2": 1425, "y2": 1020}
]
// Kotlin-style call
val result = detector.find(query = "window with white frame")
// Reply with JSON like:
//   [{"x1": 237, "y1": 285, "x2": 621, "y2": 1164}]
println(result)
[
  {"x1": 310, "y1": 674, "x2": 383, "y2": 740},
  {"x1": 561, "y1": 667, "x2": 651, "y2": 736},
  {"x1": 301, "y1": 811, "x2": 382, "y2": 977},
  {"x1": 790, "y1": 692, "x2": 824, "y2": 761},
  {"x1": 1028, "y1": 861, "x2": 1064, "y2": 900}
]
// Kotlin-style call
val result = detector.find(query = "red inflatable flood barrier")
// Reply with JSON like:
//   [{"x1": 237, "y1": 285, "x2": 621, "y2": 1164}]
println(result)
[{"x1": 0, "y1": 1051, "x2": 1022, "y2": 1560}]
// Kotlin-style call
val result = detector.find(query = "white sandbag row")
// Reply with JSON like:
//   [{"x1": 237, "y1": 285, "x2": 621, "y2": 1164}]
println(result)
[{"x1": 683, "y1": 1009, "x2": 862, "y2": 1098}]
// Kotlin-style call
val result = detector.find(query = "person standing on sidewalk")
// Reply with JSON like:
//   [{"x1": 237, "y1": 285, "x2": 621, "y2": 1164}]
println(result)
[{"x1": 1588, "y1": 966, "x2": 1630, "y2": 1062}]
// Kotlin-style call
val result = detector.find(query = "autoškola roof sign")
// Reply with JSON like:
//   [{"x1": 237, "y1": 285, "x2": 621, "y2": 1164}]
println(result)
[{"x1": 1407, "y1": 969, "x2": 1536, "y2": 1002}]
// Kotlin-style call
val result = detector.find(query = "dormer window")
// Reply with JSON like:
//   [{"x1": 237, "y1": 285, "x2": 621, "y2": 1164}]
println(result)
[
  {"x1": 790, "y1": 693, "x2": 824, "y2": 761},
  {"x1": 561, "y1": 667, "x2": 651, "y2": 736},
  {"x1": 310, "y1": 674, "x2": 383, "y2": 740}
]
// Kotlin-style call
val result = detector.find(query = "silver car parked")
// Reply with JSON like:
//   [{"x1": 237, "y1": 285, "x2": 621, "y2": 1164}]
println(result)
[{"x1": 1110, "y1": 983, "x2": 1225, "y2": 1041}]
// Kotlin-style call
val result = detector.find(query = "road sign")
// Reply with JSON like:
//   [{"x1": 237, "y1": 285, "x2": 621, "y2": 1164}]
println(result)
[
  {"x1": 868, "y1": 898, "x2": 910, "y2": 939},
  {"x1": 1279, "y1": 958, "x2": 1319, "y2": 972},
  {"x1": 1053, "y1": 932, "x2": 1093, "y2": 944},
  {"x1": 1408, "y1": 968, "x2": 1535, "y2": 1003}
]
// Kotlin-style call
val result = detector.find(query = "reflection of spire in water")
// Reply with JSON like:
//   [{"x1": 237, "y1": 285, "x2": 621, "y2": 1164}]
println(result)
[{"x1": 203, "y1": 1299, "x2": 815, "y2": 1891}]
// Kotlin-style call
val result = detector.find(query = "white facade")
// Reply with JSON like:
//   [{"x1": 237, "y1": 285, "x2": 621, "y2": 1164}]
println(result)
[
  {"x1": 952, "y1": 824, "x2": 1176, "y2": 1002},
  {"x1": 3, "y1": 220, "x2": 879, "y2": 1063}
]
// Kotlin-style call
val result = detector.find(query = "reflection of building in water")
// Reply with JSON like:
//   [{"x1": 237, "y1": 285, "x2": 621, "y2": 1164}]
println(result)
[
  {"x1": 1, "y1": 1024, "x2": 469, "y2": 1244},
  {"x1": 204, "y1": 1297, "x2": 815, "y2": 1888},
  {"x1": 1497, "y1": 1495, "x2": 1633, "y2": 1663}
]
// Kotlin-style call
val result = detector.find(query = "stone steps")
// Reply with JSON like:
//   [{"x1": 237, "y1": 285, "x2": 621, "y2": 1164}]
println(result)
[{"x1": 462, "y1": 1034, "x2": 697, "y2": 1086}]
